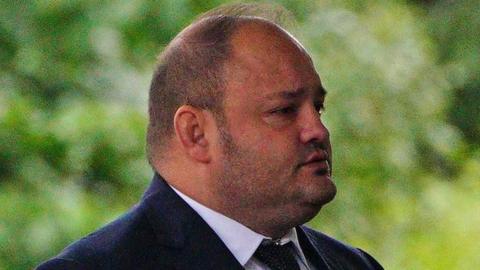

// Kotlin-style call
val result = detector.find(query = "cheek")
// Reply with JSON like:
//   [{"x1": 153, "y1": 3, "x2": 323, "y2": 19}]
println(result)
[
  {"x1": 232, "y1": 120, "x2": 299, "y2": 162},
  {"x1": 253, "y1": 133, "x2": 299, "y2": 165}
]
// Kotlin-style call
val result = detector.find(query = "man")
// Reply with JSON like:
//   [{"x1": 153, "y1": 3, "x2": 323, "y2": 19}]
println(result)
[{"x1": 37, "y1": 4, "x2": 383, "y2": 270}]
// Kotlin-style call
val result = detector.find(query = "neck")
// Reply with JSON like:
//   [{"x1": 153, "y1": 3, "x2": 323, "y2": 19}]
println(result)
[{"x1": 210, "y1": 202, "x2": 296, "y2": 239}]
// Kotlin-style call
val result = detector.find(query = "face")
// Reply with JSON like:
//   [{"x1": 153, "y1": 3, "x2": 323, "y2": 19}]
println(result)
[{"x1": 211, "y1": 22, "x2": 336, "y2": 234}]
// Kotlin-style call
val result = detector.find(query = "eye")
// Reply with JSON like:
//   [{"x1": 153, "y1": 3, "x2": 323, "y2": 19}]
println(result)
[
  {"x1": 314, "y1": 102, "x2": 325, "y2": 114},
  {"x1": 272, "y1": 105, "x2": 298, "y2": 115}
]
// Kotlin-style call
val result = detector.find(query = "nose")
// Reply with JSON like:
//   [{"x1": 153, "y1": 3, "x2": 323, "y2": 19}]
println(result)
[{"x1": 298, "y1": 105, "x2": 330, "y2": 147}]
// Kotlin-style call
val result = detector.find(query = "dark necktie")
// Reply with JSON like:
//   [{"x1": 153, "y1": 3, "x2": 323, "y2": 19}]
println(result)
[{"x1": 254, "y1": 240, "x2": 301, "y2": 270}]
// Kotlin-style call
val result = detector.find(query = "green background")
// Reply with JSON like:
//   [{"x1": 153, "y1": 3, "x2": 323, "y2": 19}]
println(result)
[{"x1": 1, "y1": 0, "x2": 479, "y2": 269}]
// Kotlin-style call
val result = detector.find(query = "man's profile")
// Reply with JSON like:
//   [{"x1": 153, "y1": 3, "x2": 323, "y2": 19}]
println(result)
[{"x1": 37, "y1": 4, "x2": 383, "y2": 270}]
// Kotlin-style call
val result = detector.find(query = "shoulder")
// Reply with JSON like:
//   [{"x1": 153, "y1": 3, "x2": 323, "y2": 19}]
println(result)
[
  {"x1": 36, "y1": 203, "x2": 164, "y2": 270},
  {"x1": 300, "y1": 226, "x2": 384, "y2": 270},
  {"x1": 36, "y1": 258, "x2": 83, "y2": 270}
]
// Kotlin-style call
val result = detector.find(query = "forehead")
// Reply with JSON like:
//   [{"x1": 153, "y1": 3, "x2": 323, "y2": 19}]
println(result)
[
  {"x1": 223, "y1": 21, "x2": 323, "y2": 103},
  {"x1": 263, "y1": 86, "x2": 327, "y2": 101}
]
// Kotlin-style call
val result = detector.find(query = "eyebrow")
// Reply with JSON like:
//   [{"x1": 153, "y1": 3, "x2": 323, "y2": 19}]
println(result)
[{"x1": 264, "y1": 86, "x2": 327, "y2": 100}]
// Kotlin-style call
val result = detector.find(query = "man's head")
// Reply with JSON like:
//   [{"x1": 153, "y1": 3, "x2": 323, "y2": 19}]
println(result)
[{"x1": 147, "y1": 5, "x2": 336, "y2": 238}]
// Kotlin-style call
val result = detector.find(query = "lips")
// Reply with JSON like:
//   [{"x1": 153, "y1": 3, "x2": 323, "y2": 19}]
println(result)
[
  {"x1": 303, "y1": 151, "x2": 329, "y2": 165},
  {"x1": 303, "y1": 160, "x2": 330, "y2": 174},
  {"x1": 300, "y1": 152, "x2": 331, "y2": 175}
]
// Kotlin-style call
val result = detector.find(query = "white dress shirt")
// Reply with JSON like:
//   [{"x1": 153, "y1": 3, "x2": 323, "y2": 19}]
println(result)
[{"x1": 171, "y1": 186, "x2": 316, "y2": 270}]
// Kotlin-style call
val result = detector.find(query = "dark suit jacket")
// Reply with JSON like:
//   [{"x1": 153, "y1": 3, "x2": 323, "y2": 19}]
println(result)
[{"x1": 37, "y1": 173, "x2": 383, "y2": 270}]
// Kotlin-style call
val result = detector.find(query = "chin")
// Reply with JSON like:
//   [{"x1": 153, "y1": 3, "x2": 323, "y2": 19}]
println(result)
[
  {"x1": 303, "y1": 184, "x2": 336, "y2": 214},
  {"x1": 268, "y1": 187, "x2": 336, "y2": 234},
  {"x1": 315, "y1": 181, "x2": 337, "y2": 205},
  {"x1": 304, "y1": 173, "x2": 337, "y2": 205},
  {"x1": 292, "y1": 189, "x2": 337, "y2": 224}
]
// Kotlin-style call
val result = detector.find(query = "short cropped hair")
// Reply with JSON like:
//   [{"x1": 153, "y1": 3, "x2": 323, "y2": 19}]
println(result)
[{"x1": 146, "y1": 3, "x2": 292, "y2": 165}]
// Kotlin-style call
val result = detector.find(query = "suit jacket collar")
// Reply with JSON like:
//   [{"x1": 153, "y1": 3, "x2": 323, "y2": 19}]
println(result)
[
  {"x1": 297, "y1": 225, "x2": 330, "y2": 269},
  {"x1": 141, "y1": 173, "x2": 244, "y2": 270}
]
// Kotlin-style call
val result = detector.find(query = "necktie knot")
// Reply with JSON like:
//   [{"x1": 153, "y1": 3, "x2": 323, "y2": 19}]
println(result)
[{"x1": 254, "y1": 240, "x2": 301, "y2": 270}]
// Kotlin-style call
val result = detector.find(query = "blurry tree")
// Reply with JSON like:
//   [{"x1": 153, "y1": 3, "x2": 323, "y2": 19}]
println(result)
[
  {"x1": 426, "y1": 0, "x2": 480, "y2": 148},
  {"x1": 0, "y1": 0, "x2": 478, "y2": 269}
]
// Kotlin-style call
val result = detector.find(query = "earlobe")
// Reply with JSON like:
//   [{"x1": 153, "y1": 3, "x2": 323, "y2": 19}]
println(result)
[{"x1": 173, "y1": 106, "x2": 211, "y2": 163}]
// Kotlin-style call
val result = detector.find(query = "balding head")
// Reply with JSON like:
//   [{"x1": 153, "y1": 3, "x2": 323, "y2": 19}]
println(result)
[
  {"x1": 224, "y1": 19, "x2": 314, "y2": 96},
  {"x1": 146, "y1": 5, "x2": 294, "y2": 167}
]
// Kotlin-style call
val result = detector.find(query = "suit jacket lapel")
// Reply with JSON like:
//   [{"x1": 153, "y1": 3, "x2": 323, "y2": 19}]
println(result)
[
  {"x1": 297, "y1": 226, "x2": 331, "y2": 270},
  {"x1": 141, "y1": 174, "x2": 244, "y2": 270}
]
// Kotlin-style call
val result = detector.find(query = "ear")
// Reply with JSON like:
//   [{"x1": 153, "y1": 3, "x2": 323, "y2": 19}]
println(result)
[{"x1": 173, "y1": 105, "x2": 211, "y2": 163}]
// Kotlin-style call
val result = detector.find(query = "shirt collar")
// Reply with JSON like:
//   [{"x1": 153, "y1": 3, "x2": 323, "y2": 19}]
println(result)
[
  {"x1": 171, "y1": 186, "x2": 262, "y2": 265},
  {"x1": 272, "y1": 228, "x2": 310, "y2": 268}
]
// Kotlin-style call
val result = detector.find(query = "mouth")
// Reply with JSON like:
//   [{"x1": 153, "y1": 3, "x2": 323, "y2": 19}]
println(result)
[
  {"x1": 294, "y1": 150, "x2": 332, "y2": 176},
  {"x1": 302, "y1": 160, "x2": 331, "y2": 176}
]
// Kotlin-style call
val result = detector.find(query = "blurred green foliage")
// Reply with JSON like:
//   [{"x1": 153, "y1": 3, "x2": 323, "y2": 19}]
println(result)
[{"x1": 1, "y1": 0, "x2": 479, "y2": 269}]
